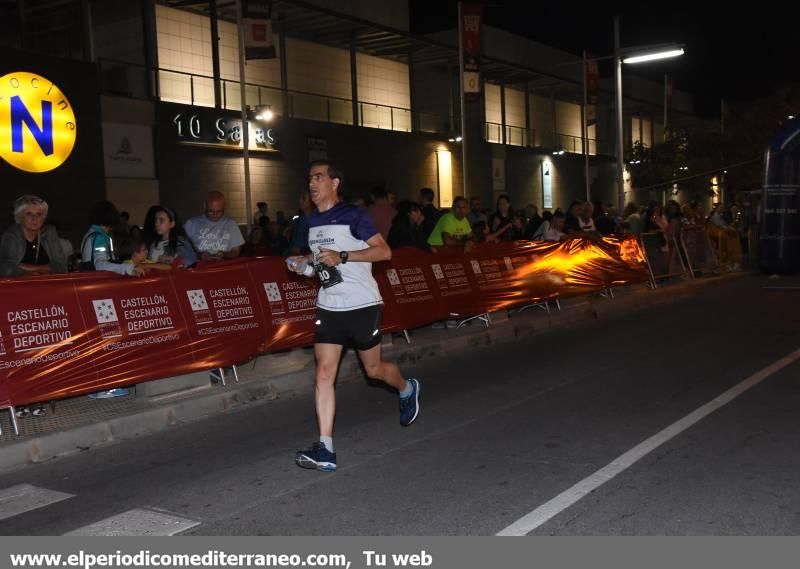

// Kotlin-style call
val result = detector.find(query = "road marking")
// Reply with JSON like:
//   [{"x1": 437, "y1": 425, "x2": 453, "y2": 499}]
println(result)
[
  {"x1": 497, "y1": 347, "x2": 800, "y2": 536},
  {"x1": 0, "y1": 484, "x2": 74, "y2": 521},
  {"x1": 65, "y1": 508, "x2": 199, "y2": 536}
]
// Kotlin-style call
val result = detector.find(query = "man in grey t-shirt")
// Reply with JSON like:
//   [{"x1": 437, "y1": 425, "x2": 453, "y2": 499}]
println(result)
[{"x1": 184, "y1": 191, "x2": 244, "y2": 262}]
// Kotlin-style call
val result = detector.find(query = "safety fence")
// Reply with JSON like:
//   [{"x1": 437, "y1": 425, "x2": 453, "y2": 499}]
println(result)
[{"x1": 0, "y1": 237, "x2": 649, "y2": 421}]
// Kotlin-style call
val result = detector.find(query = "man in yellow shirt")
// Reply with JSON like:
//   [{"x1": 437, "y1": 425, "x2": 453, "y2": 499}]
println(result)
[{"x1": 427, "y1": 197, "x2": 474, "y2": 247}]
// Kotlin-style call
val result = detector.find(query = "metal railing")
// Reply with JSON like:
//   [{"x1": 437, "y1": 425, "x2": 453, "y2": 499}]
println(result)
[
  {"x1": 483, "y1": 121, "x2": 609, "y2": 156},
  {"x1": 97, "y1": 58, "x2": 446, "y2": 135}
]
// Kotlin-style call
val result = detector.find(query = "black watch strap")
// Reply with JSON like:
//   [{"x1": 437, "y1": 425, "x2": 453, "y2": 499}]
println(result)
[{"x1": 339, "y1": 251, "x2": 349, "y2": 264}]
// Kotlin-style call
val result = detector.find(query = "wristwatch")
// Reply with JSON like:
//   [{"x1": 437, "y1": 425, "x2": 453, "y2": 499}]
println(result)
[{"x1": 339, "y1": 251, "x2": 349, "y2": 264}]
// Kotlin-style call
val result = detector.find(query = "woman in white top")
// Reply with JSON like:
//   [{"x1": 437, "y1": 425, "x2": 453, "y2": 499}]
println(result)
[{"x1": 542, "y1": 213, "x2": 567, "y2": 242}]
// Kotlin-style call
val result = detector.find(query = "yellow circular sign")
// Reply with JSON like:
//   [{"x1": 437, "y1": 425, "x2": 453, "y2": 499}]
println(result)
[{"x1": 0, "y1": 72, "x2": 76, "y2": 173}]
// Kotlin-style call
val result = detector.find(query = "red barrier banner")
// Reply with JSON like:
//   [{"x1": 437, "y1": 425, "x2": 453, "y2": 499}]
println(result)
[
  {"x1": 0, "y1": 237, "x2": 648, "y2": 407},
  {"x1": 71, "y1": 272, "x2": 194, "y2": 397},
  {"x1": 170, "y1": 260, "x2": 267, "y2": 370},
  {"x1": 0, "y1": 273, "x2": 92, "y2": 405},
  {"x1": 246, "y1": 257, "x2": 317, "y2": 352}
]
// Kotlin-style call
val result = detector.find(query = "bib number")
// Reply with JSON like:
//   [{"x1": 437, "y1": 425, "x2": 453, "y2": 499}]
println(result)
[{"x1": 315, "y1": 263, "x2": 343, "y2": 289}]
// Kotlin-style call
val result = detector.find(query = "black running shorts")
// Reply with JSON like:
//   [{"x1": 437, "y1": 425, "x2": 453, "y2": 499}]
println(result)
[{"x1": 314, "y1": 305, "x2": 383, "y2": 350}]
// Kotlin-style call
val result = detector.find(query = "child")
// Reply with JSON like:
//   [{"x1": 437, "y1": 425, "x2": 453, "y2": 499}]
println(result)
[{"x1": 125, "y1": 241, "x2": 172, "y2": 272}]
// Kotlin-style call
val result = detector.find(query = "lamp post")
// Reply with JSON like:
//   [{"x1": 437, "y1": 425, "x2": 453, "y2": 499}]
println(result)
[{"x1": 613, "y1": 15, "x2": 684, "y2": 212}]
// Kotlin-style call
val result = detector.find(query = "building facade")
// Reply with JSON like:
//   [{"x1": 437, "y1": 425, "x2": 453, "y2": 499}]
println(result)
[{"x1": 0, "y1": 0, "x2": 700, "y2": 241}]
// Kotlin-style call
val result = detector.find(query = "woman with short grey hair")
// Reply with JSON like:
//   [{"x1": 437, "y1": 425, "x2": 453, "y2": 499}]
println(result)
[{"x1": 0, "y1": 194, "x2": 68, "y2": 276}]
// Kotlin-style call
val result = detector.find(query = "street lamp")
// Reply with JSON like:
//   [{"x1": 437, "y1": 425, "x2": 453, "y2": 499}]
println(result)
[{"x1": 613, "y1": 15, "x2": 684, "y2": 212}]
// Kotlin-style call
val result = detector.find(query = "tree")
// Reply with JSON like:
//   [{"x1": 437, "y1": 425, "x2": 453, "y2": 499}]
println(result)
[{"x1": 628, "y1": 126, "x2": 724, "y2": 204}]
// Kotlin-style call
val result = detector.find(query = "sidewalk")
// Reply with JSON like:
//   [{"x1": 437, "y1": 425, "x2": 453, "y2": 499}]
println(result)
[{"x1": 0, "y1": 274, "x2": 742, "y2": 472}]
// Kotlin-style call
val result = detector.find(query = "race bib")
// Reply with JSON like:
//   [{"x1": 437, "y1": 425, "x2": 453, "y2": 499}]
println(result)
[{"x1": 314, "y1": 263, "x2": 343, "y2": 289}]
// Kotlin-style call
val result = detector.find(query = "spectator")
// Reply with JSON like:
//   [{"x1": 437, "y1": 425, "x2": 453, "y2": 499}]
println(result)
[
  {"x1": 471, "y1": 221, "x2": 491, "y2": 244},
  {"x1": 184, "y1": 191, "x2": 244, "y2": 261},
  {"x1": 80, "y1": 200, "x2": 144, "y2": 276},
  {"x1": 541, "y1": 212, "x2": 567, "y2": 242},
  {"x1": 419, "y1": 187, "x2": 442, "y2": 240},
  {"x1": 366, "y1": 186, "x2": 397, "y2": 241},
  {"x1": 0, "y1": 195, "x2": 69, "y2": 276},
  {"x1": 388, "y1": 201, "x2": 429, "y2": 250},
  {"x1": 509, "y1": 212, "x2": 526, "y2": 240},
  {"x1": 523, "y1": 204, "x2": 543, "y2": 239},
  {"x1": 142, "y1": 206, "x2": 197, "y2": 267},
  {"x1": 645, "y1": 203, "x2": 669, "y2": 234},
  {"x1": 687, "y1": 200, "x2": 705, "y2": 225},
  {"x1": 116, "y1": 211, "x2": 131, "y2": 234},
  {"x1": 577, "y1": 201, "x2": 598, "y2": 233},
  {"x1": 275, "y1": 210, "x2": 291, "y2": 238},
  {"x1": 123, "y1": 240, "x2": 172, "y2": 272},
  {"x1": 467, "y1": 196, "x2": 487, "y2": 226},
  {"x1": 266, "y1": 221, "x2": 290, "y2": 256},
  {"x1": 241, "y1": 226, "x2": 272, "y2": 257},
  {"x1": 288, "y1": 191, "x2": 313, "y2": 255},
  {"x1": 253, "y1": 202, "x2": 269, "y2": 226},
  {"x1": 387, "y1": 190, "x2": 398, "y2": 209},
  {"x1": 623, "y1": 203, "x2": 644, "y2": 235},
  {"x1": 489, "y1": 194, "x2": 514, "y2": 242},
  {"x1": 592, "y1": 201, "x2": 615, "y2": 236},
  {"x1": 564, "y1": 201, "x2": 583, "y2": 234},
  {"x1": 427, "y1": 196, "x2": 473, "y2": 248},
  {"x1": 709, "y1": 203, "x2": 742, "y2": 271}
]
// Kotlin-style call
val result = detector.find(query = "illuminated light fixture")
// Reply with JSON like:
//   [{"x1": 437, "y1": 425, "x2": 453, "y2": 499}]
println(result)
[
  {"x1": 789, "y1": 115, "x2": 796, "y2": 120},
  {"x1": 255, "y1": 106, "x2": 274, "y2": 121},
  {"x1": 455, "y1": 136, "x2": 462, "y2": 142},
  {"x1": 623, "y1": 48, "x2": 684, "y2": 65},
  {"x1": 552, "y1": 149, "x2": 565, "y2": 156},
  {"x1": 448, "y1": 138, "x2": 455, "y2": 142}
]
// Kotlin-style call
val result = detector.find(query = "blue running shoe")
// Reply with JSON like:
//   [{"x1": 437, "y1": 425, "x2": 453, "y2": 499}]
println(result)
[
  {"x1": 295, "y1": 442, "x2": 337, "y2": 472},
  {"x1": 399, "y1": 378, "x2": 421, "y2": 426}
]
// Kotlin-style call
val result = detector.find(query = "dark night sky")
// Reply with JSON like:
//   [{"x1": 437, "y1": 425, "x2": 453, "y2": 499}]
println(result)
[{"x1": 409, "y1": 1, "x2": 800, "y2": 118}]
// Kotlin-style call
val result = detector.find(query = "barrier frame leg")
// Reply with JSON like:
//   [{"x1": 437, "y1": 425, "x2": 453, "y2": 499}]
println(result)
[
  {"x1": 513, "y1": 301, "x2": 550, "y2": 315},
  {"x1": 1, "y1": 406, "x2": 19, "y2": 436},
  {"x1": 456, "y1": 312, "x2": 490, "y2": 328},
  {"x1": 640, "y1": 235, "x2": 659, "y2": 289},
  {"x1": 210, "y1": 367, "x2": 227, "y2": 386},
  {"x1": 402, "y1": 330, "x2": 411, "y2": 344},
  {"x1": 231, "y1": 364, "x2": 240, "y2": 384},
  {"x1": 9, "y1": 406, "x2": 18, "y2": 436},
  {"x1": 678, "y1": 232, "x2": 697, "y2": 280}
]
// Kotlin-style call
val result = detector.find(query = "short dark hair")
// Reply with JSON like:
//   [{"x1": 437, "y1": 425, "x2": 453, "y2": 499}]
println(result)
[
  {"x1": 419, "y1": 187, "x2": 435, "y2": 203},
  {"x1": 309, "y1": 160, "x2": 343, "y2": 186},
  {"x1": 370, "y1": 186, "x2": 388, "y2": 199},
  {"x1": 88, "y1": 200, "x2": 120, "y2": 228},
  {"x1": 452, "y1": 196, "x2": 468, "y2": 207},
  {"x1": 120, "y1": 211, "x2": 130, "y2": 221},
  {"x1": 396, "y1": 200, "x2": 421, "y2": 219}
]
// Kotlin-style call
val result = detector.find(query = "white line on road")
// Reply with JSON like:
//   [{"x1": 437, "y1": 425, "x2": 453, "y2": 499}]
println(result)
[
  {"x1": 497, "y1": 346, "x2": 800, "y2": 536},
  {"x1": 64, "y1": 508, "x2": 200, "y2": 536},
  {"x1": 0, "y1": 484, "x2": 75, "y2": 521}
]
